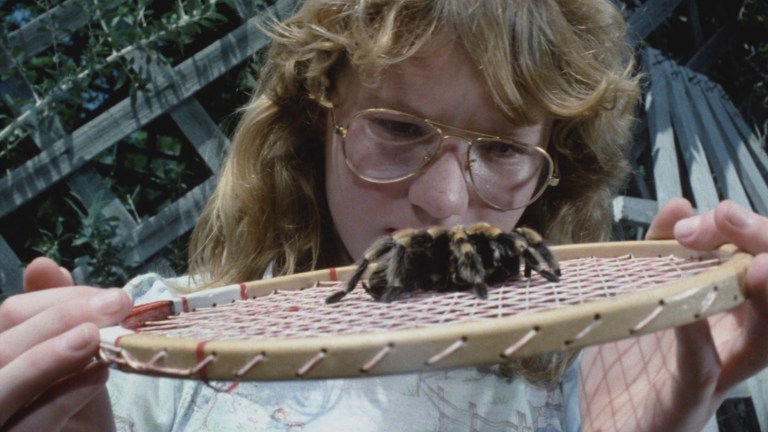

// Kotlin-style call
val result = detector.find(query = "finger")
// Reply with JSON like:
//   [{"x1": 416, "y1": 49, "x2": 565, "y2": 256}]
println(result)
[
  {"x1": 713, "y1": 201, "x2": 768, "y2": 255},
  {"x1": 0, "y1": 323, "x2": 100, "y2": 427},
  {"x1": 656, "y1": 320, "x2": 727, "y2": 431},
  {"x1": 671, "y1": 210, "x2": 725, "y2": 249},
  {"x1": 0, "y1": 289, "x2": 131, "y2": 364},
  {"x1": 64, "y1": 386, "x2": 116, "y2": 432},
  {"x1": 745, "y1": 253, "x2": 768, "y2": 317},
  {"x1": 3, "y1": 362, "x2": 110, "y2": 432},
  {"x1": 673, "y1": 319, "x2": 721, "y2": 403},
  {"x1": 646, "y1": 198, "x2": 695, "y2": 240},
  {"x1": 674, "y1": 201, "x2": 768, "y2": 253},
  {"x1": 0, "y1": 287, "x2": 129, "y2": 332},
  {"x1": 717, "y1": 253, "x2": 768, "y2": 390},
  {"x1": 23, "y1": 257, "x2": 74, "y2": 292}
]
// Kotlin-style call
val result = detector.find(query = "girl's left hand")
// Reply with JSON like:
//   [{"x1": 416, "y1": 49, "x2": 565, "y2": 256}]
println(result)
[{"x1": 580, "y1": 198, "x2": 768, "y2": 431}]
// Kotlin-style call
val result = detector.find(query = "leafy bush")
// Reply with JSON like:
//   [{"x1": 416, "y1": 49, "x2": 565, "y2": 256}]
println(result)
[{"x1": 1, "y1": 0, "x2": 268, "y2": 288}]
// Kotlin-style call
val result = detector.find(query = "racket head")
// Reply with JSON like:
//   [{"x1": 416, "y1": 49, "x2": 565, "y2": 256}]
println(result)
[{"x1": 99, "y1": 240, "x2": 751, "y2": 381}]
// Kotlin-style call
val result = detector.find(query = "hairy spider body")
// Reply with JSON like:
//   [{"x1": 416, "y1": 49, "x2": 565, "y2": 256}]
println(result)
[{"x1": 325, "y1": 223, "x2": 560, "y2": 303}]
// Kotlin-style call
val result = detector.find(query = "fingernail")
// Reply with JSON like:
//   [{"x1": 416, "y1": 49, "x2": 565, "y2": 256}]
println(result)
[
  {"x1": 675, "y1": 215, "x2": 700, "y2": 240},
  {"x1": 61, "y1": 323, "x2": 94, "y2": 352},
  {"x1": 725, "y1": 203, "x2": 754, "y2": 229},
  {"x1": 91, "y1": 289, "x2": 128, "y2": 315}
]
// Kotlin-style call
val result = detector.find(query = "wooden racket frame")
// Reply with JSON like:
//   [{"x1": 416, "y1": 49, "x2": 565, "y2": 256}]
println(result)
[{"x1": 99, "y1": 240, "x2": 752, "y2": 381}]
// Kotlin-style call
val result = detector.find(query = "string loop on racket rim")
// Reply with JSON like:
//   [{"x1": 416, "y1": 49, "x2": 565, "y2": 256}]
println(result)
[{"x1": 98, "y1": 240, "x2": 752, "y2": 381}]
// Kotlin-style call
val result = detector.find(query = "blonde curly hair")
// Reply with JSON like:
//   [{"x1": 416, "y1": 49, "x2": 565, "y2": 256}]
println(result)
[{"x1": 188, "y1": 0, "x2": 641, "y2": 386}]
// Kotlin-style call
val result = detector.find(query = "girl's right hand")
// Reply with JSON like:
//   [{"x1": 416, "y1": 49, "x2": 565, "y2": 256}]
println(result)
[{"x1": 0, "y1": 257, "x2": 132, "y2": 431}]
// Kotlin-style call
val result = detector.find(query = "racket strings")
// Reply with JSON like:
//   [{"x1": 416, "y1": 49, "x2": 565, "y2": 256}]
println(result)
[{"x1": 134, "y1": 254, "x2": 722, "y2": 341}]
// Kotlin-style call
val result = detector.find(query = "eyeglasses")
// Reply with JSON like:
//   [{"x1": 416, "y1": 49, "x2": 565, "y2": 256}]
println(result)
[{"x1": 331, "y1": 108, "x2": 559, "y2": 210}]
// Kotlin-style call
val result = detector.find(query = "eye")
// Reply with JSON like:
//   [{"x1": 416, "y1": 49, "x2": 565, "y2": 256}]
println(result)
[
  {"x1": 367, "y1": 117, "x2": 433, "y2": 143},
  {"x1": 477, "y1": 140, "x2": 527, "y2": 160}
]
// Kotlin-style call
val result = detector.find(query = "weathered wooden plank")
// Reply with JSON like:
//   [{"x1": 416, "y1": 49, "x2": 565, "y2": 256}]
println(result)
[
  {"x1": 65, "y1": 168, "x2": 139, "y2": 228},
  {"x1": 658, "y1": 53, "x2": 721, "y2": 211},
  {"x1": 626, "y1": 152, "x2": 654, "y2": 201},
  {"x1": 228, "y1": 0, "x2": 280, "y2": 20},
  {"x1": 682, "y1": 58, "x2": 768, "y2": 217},
  {"x1": 0, "y1": 74, "x2": 137, "y2": 290},
  {"x1": 685, "y1": 0, "x2": 705, "y2": 48},
  {"x1": 122, "y1": 178, "x2": 215, "y2": 264},
  {"x1": 169, "y1": 99, "x2": 231, "y2": 172},
  {"x1": 125, "y1": 48, "x2": 231, "y2": 173},
  {"x1": 686, "y1": 24, "x2": 735, "y2": 74},
  {"x1": 626, "y1": 0, "x2": 686, "y2": 45},
  {"x1": 0, "y1": 75, "x2": 137, "y2": 229},
  {"x1": 717, "y1": 87, "x2": 768, "y2": 185},
  {"x1": 0, "y1": 237, "x2": 23, "y2": 296},
  {"x1": 625, "y1": 104, "x2": 655, "y2": 201},
  {"x1": 678, "y1": 67, "x2": 752, "y2": 210},
  {"x1": 0, "y1": 0, "x2": 293, "y2": 219},
  {"x1": 0, "y1": 0, "x2": 127, "y2": 75},
  {"x1": 748, "y1": 368, "x2": 768, "y2": 431},
  {"x1": 0, "y1": 76, "x2": 123, "y2": 226},
  {"x1": 644, "y1": 48, "x2": 683, "y2": 208},
  {"x1": 129, "y1": 49, "x2": 229, "y2": 173},
  {"x1": 612, "y1": 195, "x2": 659, "y2": 226},
  {"x1": 686, "y1": 70, "x2": 768, "y2": 215}
]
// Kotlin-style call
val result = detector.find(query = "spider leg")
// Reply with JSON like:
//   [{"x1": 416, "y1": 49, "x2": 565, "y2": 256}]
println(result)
[
  {"x1": 473, "y1": 280, "x2": 488, "y2": 299},
  {"x1": 325, "y1": 236, "x2": 394, "y2": 303},
  {"x1": 495, "y1": 228, "x2": 560, "y2": 283},
  {"x1": 380, "y1": 240, "x2": 410, "y2": 302},
  {"x1": 364, "y1": 268, "x2": 388, "y2": 301},
  {"x1": 512, "y1": 227, "x2": 561, "y2": 282},
  {"x1": 380, "y1": 285, "x2": 406, "y2": 303},
  {"x1": 451, "y1": 227, "x2": 489, "y2": 299},
  {"x1": 519, "y1": 244, "x2": 559, "y2": 282}
]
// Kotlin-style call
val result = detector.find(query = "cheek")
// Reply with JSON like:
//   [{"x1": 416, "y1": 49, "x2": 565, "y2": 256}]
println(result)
[
  {"x1": 326, "y1": 162, "x2": 364, "y2": 223},
  {"x1": 325, "y1": 134, "x2": 354, "y2": 217},
  {"x1": 324, "y1": 134, "x2": 379, "y2": 257},
  {"x1": 325, "y1": 136, "x2": 346, "y2": 194}
]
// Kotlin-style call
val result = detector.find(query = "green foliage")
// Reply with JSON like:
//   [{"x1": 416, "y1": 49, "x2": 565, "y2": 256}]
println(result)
[
  {"x1": 1, "y1": 0, "x2": 269, "y2": 287},
  {"x1": 0, "y1": 0, "x2": 253, "y2": 162},
  {"x1": 29, "y1": 216, "x2": 72, "y2": 264},
  {"x1": 741, "y1": 0, "x2": 768, "y2": 128},
  {"x1": 28, "y1": 192, "x2": 139, "y2": 287},
  {"x1": 92, "y1": 128, "x2": 213, "y2": 219},
  {"x1": 68, "y1": 195, "x2": 138, "y2": 287}
]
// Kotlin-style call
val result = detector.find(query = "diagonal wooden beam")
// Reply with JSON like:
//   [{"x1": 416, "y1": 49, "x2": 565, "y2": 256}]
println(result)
[{"x1": 0, "y1": 0, "x2": 296, "y2": 219}]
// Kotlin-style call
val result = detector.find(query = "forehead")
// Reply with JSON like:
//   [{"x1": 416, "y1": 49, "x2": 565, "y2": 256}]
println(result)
[{"x1": 331, "y1": 37, "x2": 549, "y2": 136}]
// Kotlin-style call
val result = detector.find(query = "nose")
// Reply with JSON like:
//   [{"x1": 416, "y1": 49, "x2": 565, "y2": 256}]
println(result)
[{"x1": 407, "y1": 141, "x2": 470, "y2": 220}]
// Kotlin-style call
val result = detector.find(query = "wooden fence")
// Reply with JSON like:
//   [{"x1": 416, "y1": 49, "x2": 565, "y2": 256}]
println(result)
[
  {"x1": 614, "y1": 47, "x2": 768, "y2": 235},
  {"x1": 1, "y1": 0, "x2": 765, "y2": 304},
  {"x1": 0, "y1": 0, "x2": 299, "y2": 293}
]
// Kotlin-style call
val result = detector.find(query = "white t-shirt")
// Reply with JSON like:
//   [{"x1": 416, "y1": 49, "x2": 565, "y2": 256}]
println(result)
[{"x1": 107, "y1": 273, "x2": 582, "y2": 431}]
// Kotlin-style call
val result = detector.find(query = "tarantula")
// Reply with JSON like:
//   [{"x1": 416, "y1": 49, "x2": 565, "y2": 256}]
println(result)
[{"x1": 325, "y1": 223, "x2": 561, "y2": 303}]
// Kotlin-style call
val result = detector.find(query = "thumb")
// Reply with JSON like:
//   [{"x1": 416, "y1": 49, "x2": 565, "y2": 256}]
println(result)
[{"x1": 23, "y1": 257, "x2": 74, "y2": 292}]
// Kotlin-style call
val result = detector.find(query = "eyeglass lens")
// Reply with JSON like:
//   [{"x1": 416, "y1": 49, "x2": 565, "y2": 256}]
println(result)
[{"x1": 342, "y1": 110, "x2": 551, "y2": 210}]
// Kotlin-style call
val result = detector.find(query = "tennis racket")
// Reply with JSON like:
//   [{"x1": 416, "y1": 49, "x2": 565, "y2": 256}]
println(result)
[{"x1": 99, "y1": 240, "x2": 751, "y2": 381}]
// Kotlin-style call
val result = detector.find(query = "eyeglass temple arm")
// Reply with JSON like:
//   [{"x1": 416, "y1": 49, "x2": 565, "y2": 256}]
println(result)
[
  {"x1": 329, "y1": 107, "x2": 348, "y2": 138},
  {"x1": 549, "y1": 155, "x2": 560, "y2": 186}
]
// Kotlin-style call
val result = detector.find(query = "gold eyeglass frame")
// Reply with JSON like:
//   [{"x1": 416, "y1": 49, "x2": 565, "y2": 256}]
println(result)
[{"x1": 331, "y1": 107, "x2": 559, "y2": 210}]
